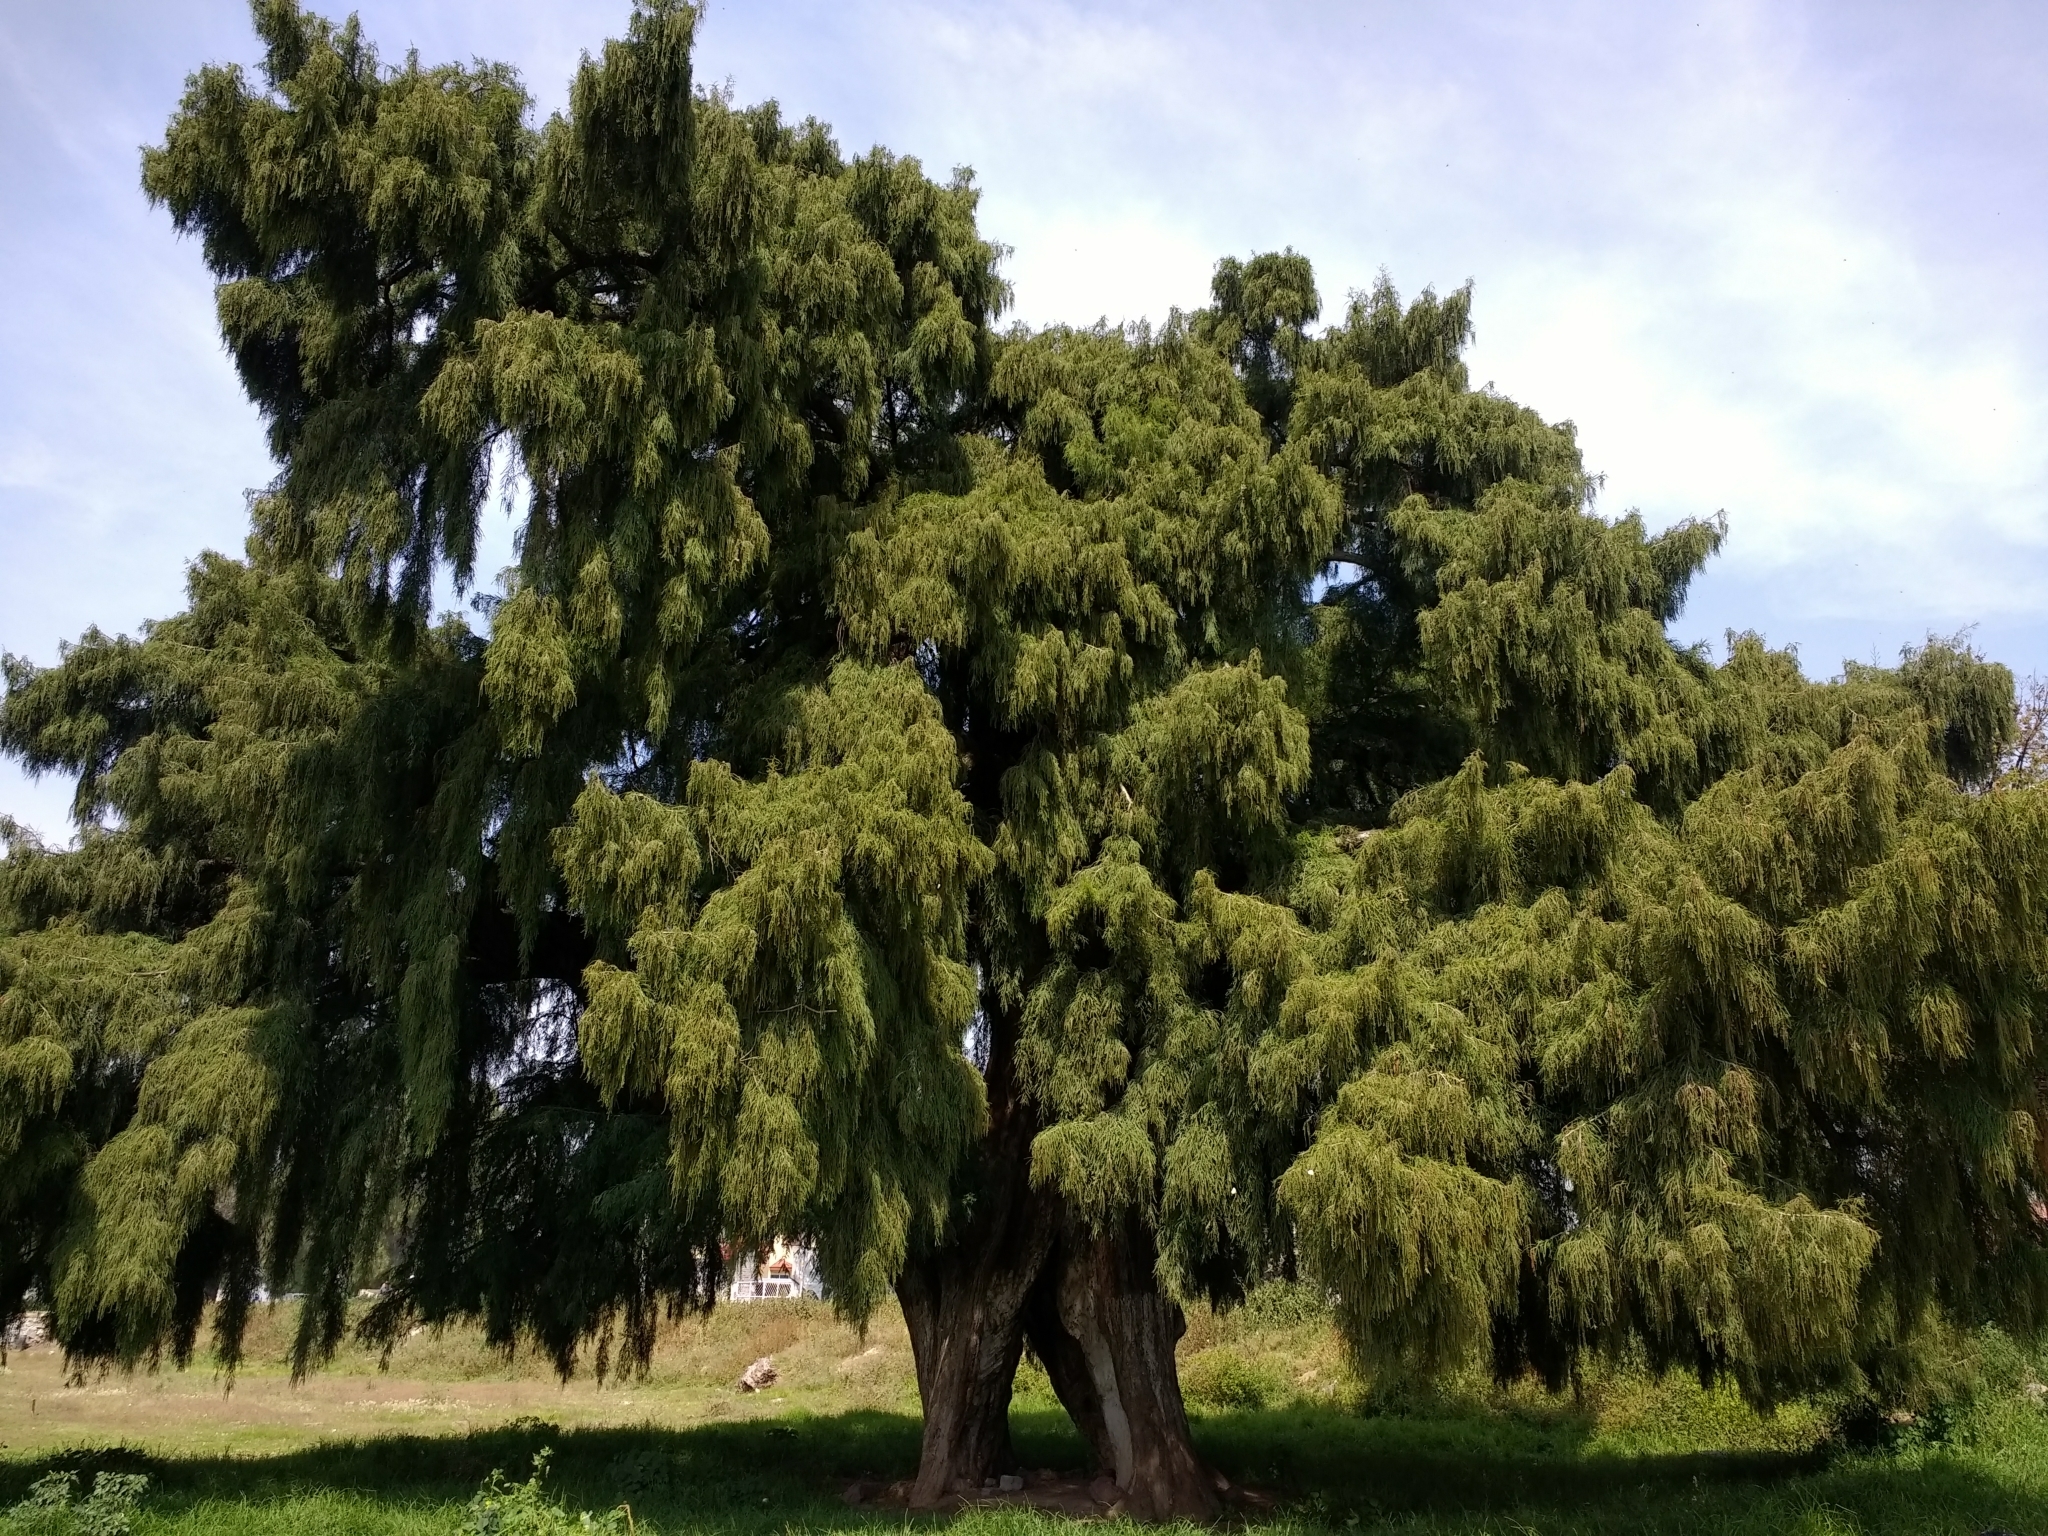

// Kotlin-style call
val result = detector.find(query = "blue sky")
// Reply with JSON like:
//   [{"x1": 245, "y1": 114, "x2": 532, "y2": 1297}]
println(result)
[{"x1": 4, "y1": 0, "x2": 2046, "y2": 842}]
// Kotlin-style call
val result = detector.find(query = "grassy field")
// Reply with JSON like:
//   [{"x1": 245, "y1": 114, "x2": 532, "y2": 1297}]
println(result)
[{"x1": 5, "y1": 1294, "x2": 2048, "y2": 1535}]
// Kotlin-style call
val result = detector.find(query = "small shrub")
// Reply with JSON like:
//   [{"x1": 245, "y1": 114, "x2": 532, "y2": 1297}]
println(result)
[
  {"x1": 1182, "y1": 1347, "x2": 1279, "y2": 1410},
  {"x1": 3, "y1": 1471, "x2": 148, "y2": 1536},
  {"x1": 1972, "y1": 1323, "x2": 2033, "y2": 1398},
  {"x1": 466, "y1": 1451, "x2": 625, "y2": 1535},
  {"x1": 1584, "y1": 1368, "x2": 1832, "y2": 1457},
  {"x1": 1827, "y1": 1319, "x2": 2047, "y2": 1451}
]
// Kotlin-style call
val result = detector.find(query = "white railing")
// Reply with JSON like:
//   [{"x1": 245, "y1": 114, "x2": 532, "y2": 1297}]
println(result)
[{"x1": 729, "y1": 1277, "x2": 800, "y2": 1301}]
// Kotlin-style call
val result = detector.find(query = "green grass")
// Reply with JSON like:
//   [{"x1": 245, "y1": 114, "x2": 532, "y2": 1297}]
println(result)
[
  {"x1": 7, "y1": 1298, "x2": 2048, "y2": 1534},
  {"x1": 7, "y1": 1403, "x2": 2048, "y2": 1536}
]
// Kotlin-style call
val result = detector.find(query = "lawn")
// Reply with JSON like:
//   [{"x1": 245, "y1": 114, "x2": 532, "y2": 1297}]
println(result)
[{"x1": 4, "y1": 1296, "x2": 2047, "y2": 1535}]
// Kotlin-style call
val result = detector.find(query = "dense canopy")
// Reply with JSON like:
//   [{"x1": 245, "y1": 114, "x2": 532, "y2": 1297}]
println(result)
[{"x1": 6, "y1": 0, "x2": 2048, "y2": 1517}]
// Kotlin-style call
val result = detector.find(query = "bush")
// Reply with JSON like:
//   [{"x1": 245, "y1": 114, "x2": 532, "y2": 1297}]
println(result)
[
  {"x1": 1237, "y1": 1280, "x2": 1331, "y2": 1330},
  {"x1": 1833, "y1": 1319, "x2": 2046, "y2": 1449},
  {"x1": 2, "y1": 1471, "x2": 148, "y2": 1536},
  {"x1": 1182, "y1": 1347, "x2": 1280, "y2": 1409},
  {"x1": 466, "y1": 1451, "x2": 625, "y2": 1535},
  {"x1": 600, "y1": 1449, "x2": 685, "y2": 1503}
]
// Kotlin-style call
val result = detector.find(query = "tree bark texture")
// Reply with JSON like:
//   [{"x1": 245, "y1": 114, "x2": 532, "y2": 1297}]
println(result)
[
  {"x1": 897, "y1": 1232, "x2": 1044, "y2": 1504},
  {"x1": 896, "y1": 1030, "x2": 1054, "y2": 1508},
  {"x1": 1023, "y1": 1215, "x2": 1221, "y2": 1522}
]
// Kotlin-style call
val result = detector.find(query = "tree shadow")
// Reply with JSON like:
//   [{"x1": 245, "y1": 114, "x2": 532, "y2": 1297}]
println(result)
[
  {"x1": 1185, "y1": 1400, "x2": 2048, "y2": 1533},
  {"x1": 1, "y1": 1404, "x2": 2044, "y2": 1533}
]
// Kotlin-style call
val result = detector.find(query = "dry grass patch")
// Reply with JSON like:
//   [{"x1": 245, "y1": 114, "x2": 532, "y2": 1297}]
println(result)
[{"x1": 0, "y1": 1298, "x2": 920, "y2": 1464}]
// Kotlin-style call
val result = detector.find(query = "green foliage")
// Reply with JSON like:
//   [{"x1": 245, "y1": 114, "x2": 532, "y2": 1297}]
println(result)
[
  {"x1": 2, "y1": 1471, "x2": 148, "y2": 1536},
  {"x1": 1181, "y1": 1345, "x2": 1281, "y2": 1409},
  {"x1": 6, "y1": 0, "x2": 2048, "y2": 1440},
  {"x1": 558, "y1": 661, "x2": 990, "y2": 1318},
  {"x1": 1238, "y1": 1278, "x2": 1333, "y2": 1330},
  {"x1": 465, "y1": 1452, "x2": 624, "y2": 1535}
]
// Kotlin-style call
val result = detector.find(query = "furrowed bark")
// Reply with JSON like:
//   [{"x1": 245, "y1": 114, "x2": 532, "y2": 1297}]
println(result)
[
  {"x1": 899, "y1": 1013, "x2": 1055, "y2": 1507},
  {"x1": 898, "y1": 1233, "x2": 1040, "y2": 1505},
  {"x1": 1024, "y1": 1215, "x2": 1220, "y2": 1522}
]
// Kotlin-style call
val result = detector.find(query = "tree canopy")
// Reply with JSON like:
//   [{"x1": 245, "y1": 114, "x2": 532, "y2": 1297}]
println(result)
[{"x1": 6, "y1": 0, "x2": 2048, "y2": 1517}]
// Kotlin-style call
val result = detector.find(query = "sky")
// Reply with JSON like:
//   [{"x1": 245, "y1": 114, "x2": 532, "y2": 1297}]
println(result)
[{"x1": 3, "y1": 0, "x2": 2046, "y2": 843}]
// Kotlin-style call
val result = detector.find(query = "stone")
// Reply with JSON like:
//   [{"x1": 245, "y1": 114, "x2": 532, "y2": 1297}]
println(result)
[
  {"x1": 737, "y1": 1355, "x2": 778, "y2": 1391},
  {"x1": 1089, "y1": 1475, "x2": 1121, "y2": 1505},
  {"x1": 997, "y1": 1474, "x2": 1024, "y2": 1492}
]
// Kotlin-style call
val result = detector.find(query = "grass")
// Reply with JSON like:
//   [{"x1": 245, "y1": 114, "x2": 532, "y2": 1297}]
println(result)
[
  {"x1": 5, "y1": 1296, "x2": 2048, "y2": 1535},
  {"x1": 0, "y1": 1295, "x2": 921, "y2": 1464}
]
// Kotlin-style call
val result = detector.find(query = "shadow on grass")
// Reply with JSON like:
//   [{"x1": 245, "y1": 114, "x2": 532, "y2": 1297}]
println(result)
[{"x1": 3, "y1": 1403, "x2": 2046, "y2": 1533}]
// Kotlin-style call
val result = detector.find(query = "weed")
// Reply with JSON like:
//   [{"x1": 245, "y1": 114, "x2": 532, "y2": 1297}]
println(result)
[
  {"x1": 2, "y1": 1471, "x2": 148, "y2": 1536},
  {"x1": 1238, "y1": 1281, "x2": 1332, "y2": 1330},
  {"x1": 465, "y1": 1451, "x2": 624, "y2": 1535}
]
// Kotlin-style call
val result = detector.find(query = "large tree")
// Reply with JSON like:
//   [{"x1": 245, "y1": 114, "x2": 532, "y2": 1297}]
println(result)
[{"x1": 8, "y1": 0, "x2": 2048, "y2": 1518}]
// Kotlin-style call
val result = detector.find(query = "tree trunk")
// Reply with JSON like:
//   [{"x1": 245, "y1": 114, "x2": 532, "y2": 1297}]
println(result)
[
  {"x1": 1023, "y1": 1215, "x2": 1221, "y2": 1522},
  {"x1": 897, "y1": 1018, "x2": 1055, "y2": 1508},
  {"x1": 897, "y1": 1235, "x2": 1044, "y2": 1506},
  {"x1": 898, "y1": 976, "x2": 1214, "y2": 1520}
]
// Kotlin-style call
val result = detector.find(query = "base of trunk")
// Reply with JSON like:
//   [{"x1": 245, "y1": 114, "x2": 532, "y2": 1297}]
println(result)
[
  {"x1": 1024, "y1": 1217, "x2": 1221, "y2": 1523},
  {"x1": 897, "y1": 1013, "x2": 1216, "y2": 1522},
  {"x1": 897, "y1": 1096, "x2": 1055, "y2": 1508},
  {"x1": 898, "y1": 1250, "x2": 1037, "y2": 1506}
]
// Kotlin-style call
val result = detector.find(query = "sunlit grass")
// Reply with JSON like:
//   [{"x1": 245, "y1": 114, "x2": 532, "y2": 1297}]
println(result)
[{"x1": 6, "y1": 1297, "x2": 2048, "y2": 1534}]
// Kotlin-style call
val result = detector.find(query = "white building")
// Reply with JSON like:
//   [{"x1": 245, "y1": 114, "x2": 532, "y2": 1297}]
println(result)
[{"x1": 727, "y1": 1237, "x2": 825, "y2": 1301}]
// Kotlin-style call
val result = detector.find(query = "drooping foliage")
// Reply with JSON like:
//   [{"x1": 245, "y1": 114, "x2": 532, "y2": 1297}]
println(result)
[{"x1": 6, "y1": 1, "x2": 2048, "y2": 1459}]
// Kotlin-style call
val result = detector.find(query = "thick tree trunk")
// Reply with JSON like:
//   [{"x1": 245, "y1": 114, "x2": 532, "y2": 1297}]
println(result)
[
  {"x1": 897, "y1": 1016, "x2": 1055, "y2": 1508},
  {"x1": 898, "y1": 969, "x2": 1214, "y2": 1519},
  {"x1": 1023, "y1": 1215, "x2": 1220, "y2": 1522},
  {"x1": 897, "y1": 1233, "x2": 1044, "y2": 1506}
]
